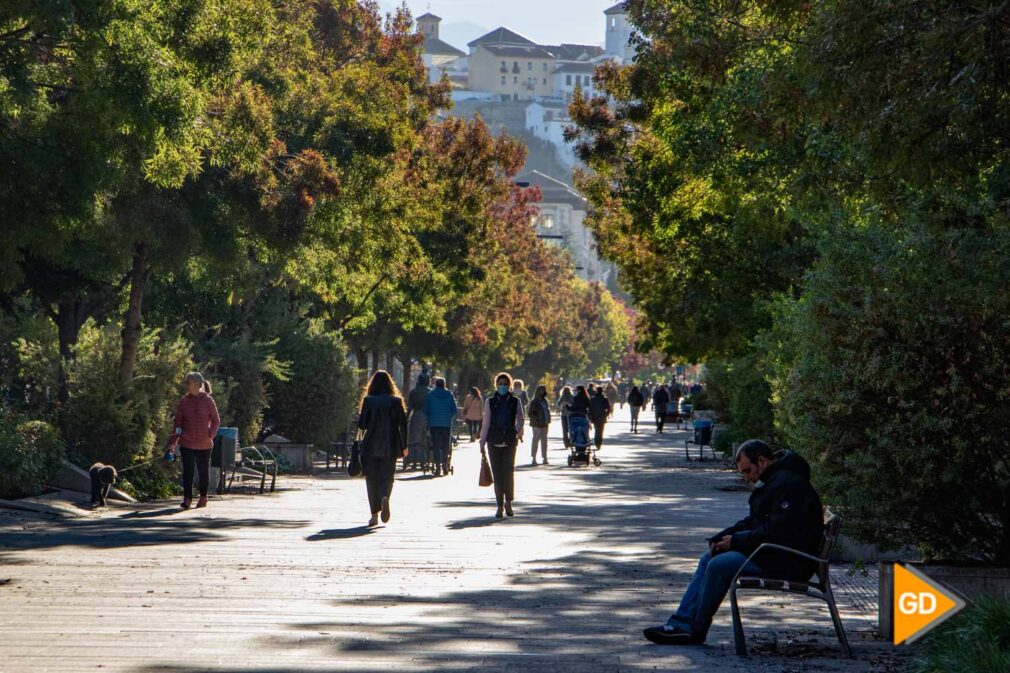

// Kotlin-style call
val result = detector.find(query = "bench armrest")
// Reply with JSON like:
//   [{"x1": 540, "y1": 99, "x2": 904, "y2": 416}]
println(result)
[{"x1": 731, "y1": 543, "x2": 828, "y2": 584}]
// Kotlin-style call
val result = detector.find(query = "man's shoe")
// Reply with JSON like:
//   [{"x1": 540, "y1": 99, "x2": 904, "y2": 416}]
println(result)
[
  {"x1": 643, "y1": 625, "x2": 700, "y2": 646},
  {"x1": 380, "y1": 496, "x2": 391, "y2": 523}
]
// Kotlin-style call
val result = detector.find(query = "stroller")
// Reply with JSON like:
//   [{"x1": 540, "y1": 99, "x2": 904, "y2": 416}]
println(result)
[{"x1": 567, "y1": 414, "x2": 602, "y2": 467}]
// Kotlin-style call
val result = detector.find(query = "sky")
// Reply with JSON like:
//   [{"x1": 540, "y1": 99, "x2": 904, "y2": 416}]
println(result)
[{"x1": 378, "y1": 0, "x2": 620, "y2": 49}]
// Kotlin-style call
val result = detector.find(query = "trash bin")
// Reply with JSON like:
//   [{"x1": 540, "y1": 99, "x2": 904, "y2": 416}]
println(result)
[
  {"x1": 693, "y1": 419, "x2": 713, "y2": 446},
  {"x1": 213, "y1": 428, "x2": 239, "y2": 494}
]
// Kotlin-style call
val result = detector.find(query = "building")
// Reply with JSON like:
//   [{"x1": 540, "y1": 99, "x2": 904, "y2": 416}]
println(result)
[
  {"x1": 416, "y1": 13, "x2": 467, "y2": 85},
  {"x1": 466, "y1": 27, "x2": 555, "y2": 101},
  {"x1": 525, "y1": 102, "x2": 576, "y2": 169},
  {"x1": 553, "y1": 61, "x2": 599, "y2": 102},
  {"x1": 604, "y1": 2, "x2": 636, "y2": 63},
  {"x1": 515, "y1": 171, "x2": 610, "y2": 284}
]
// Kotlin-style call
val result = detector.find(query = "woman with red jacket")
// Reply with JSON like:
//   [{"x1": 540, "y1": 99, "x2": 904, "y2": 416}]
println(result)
[{"x1": 166, "y1": 372, "x2": 221, "y2": 509}]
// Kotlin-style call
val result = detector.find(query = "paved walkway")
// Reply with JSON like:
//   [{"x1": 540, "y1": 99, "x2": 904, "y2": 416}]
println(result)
[{"x1": 0, "y1": 407, "x2": 901, "y2": 672}]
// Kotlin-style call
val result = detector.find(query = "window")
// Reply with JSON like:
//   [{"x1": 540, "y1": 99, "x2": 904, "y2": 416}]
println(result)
[
  {"x1": 543, "y1": 63, "x2": 548, "y2": 72},
  {"x1": 566, "y1": 75, "x2": 572, "y2": 86},
  {"x1": 541, "y1": 214, "x2": 555, "y2": 229},
  {"x1": 575, "y1": 75, "x2": 581, "y2": 86},
  {"x1": 611, "y1": 17, "x2": 617, "y2": 28},
  {"x1": 501, "y1": 61, "x2": 506, "y2": 69},
  {"x1": 514, "y1": 76, "x2": 518, "y2": 84},
  {"x1": 528, "y1": 62, "x2": 532, "y2": 71},
  {"x1": 501, "y1": 75, "x2": 506, "y2": 85},
  {"x1": 543, "y1": 78, "x2": 547, "y2": 85}
]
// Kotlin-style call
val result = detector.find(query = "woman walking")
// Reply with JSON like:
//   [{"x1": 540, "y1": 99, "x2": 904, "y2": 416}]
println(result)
[
  {"x1": 480, "y1": 372, "x2": 525, "y2": 518},
  {"x1": 627, "y1": 385, "x2": 645, "y2": 433},
  {"x1": 528, "y1": 385, "x2": 551, "y2": 466},
  {"x1": 357, "y1": 370, "x2": 409, "y2": 527},
  {"x1": 461, "y1": 387, "x2": 484, "y2": 442},
  {"x1": 166, "y1": 372, "x2": 221, "y2": 509},
  {"x1": 406, "y1": 374, "x2": 430, "y2": 470},
  {"x1": 557, "y1": 386, "x2": 574, "y2": 448}
]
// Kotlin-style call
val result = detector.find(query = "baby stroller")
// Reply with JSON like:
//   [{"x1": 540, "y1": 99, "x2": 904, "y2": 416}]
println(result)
[{"x1": 567, "y1": 414, "x2": 602, "y2": 467}]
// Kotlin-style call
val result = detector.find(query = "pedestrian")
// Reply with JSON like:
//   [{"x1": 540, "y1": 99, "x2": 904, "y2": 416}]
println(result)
[
  {"x1": 512, "y1": 378, "x2": 530, "y2": 409},
  {"x1": 653, "y1": 384, "x2": 671, "y2": 434},
  {"x1": 605, "y1": 381, "x2": 619, "y2": 417},
  {"x1": 356, "y1": 370, "x2": 408, "y2": 527},
  {"x1": 641, "y1": 382, "x2": 652, "y2": 411},
  {"x1": 557, "y1": 386, "x2": 574, "y2": 448},
  {"x1": 480, "y1": 372, "x2": 525, "y2": 518},
  {"x1": 618, "y1": 380, "x2": 629, "y2": 409},
  {"x1": 424, "y1": 377, "x2": 458, "y2": 477},
  {"x1": 627, "y1": 385, "x2": 645, "y2": 433},
  {"x1": 528, "y1": 385, "x2": 552, "y2": 466},
  {"x1": 405, "y1": 374, "x2": 430, "y2": 470},
  {"x1": 461, "y1": 387, "x2": 484, "y2": 442},
  {"x1": 670, "y1": 382, "x2": 682, "y2": 418},
  {"x1": 165, "y1": 372, "x2": 221, "y2": 510},
  {"x1": 589, "y1": 386, "x2": 611, "y2": 450}
]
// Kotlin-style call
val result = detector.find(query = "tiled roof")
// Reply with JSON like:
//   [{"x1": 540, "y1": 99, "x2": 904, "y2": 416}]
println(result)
[
  {"x1": 481, "y1": 44, "x2": 556, "y2": 59},
  {"x1": 605, "y1": 2, "x2": 627, "y2": 15},
  {"x1": 424, "y1": 36, "x2": 465, "y2": 57},
  {"x1": 544, "y1": 44, "x2": 606, "y2": 61},
  {"x1": 553, "y1": 61, "x2": 598, "y2": 74},
  {"x1": 417, "y1": 12, "x2": 441, "y2": 21},
  {"x1": 468, "y1": 27, "x2": 537, "y2": 48},
  {"x1": 515, "y1": 171, "x2": 588, "y2": 209}
]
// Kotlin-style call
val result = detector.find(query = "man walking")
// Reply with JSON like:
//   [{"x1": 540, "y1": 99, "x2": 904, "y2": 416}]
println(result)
[
  {"x1": 643, "y1": 440, "x2": 825, "y2": 645},
  {"x1": 424, "y1": 377, "x2": 458, "y2": 477},
  {"x1": 528, "y1": 385, "x2": 552, "y2": 466},
  {"x1": 652, "y1": 384, "x2": 671, "y2": 433},
  {"x1": 589, "y1": 386, "x2": 612, "y2": 451}
]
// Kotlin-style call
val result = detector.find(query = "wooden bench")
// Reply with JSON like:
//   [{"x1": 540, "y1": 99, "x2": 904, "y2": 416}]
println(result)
[{"x1": 729, "y1": 514, "x2": 851, "y2": 657}]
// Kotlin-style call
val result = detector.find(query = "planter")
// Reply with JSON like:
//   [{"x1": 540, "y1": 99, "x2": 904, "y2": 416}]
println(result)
[
  {"x1": 878, "y1": 562, "x2": 1010, "y2": 640},
  {"x1": 263, "y1": 442, "x2": 315, "y2": 474}
]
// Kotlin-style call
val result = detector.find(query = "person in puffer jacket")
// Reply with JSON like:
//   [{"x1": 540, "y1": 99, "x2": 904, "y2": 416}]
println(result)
[
  {"x1": 643, "y1": 440, "x2": 824, "y2": 646},
  {"x1": 424, "y1": 377, "x2": 458, "y2": 477}
]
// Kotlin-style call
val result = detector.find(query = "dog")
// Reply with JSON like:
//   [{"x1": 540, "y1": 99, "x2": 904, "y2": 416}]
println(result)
[{"x1": 89, "y1": 463, "x2": 117, "y2": 507}]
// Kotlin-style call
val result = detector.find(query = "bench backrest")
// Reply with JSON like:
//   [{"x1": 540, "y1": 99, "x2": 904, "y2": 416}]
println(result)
[{"x1": 816, "y1": 514, "x2": 843, "y2": 585}]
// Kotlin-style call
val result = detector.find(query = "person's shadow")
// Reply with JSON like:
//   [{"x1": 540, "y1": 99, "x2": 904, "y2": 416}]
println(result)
[{"x1": 306, "y1": 526, "x2": 378, "y2": 541}]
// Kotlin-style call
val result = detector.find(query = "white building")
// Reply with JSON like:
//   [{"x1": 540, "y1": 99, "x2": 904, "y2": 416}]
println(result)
[
  {"x1": 515, "y1": 171, "x2": 611, "y2": 285},
  {"x1": 417, "y1": 13, "x2": 467, "y2": 85},
  {"x1": 552, "y1": 61, "x2": 599, "y2": 102},
  {"x1": 525, "y1": 102, "x2": 576, "y2": 169},
  {"x1": 604, "y1": 2, "x2": 636, "y2": 63}
]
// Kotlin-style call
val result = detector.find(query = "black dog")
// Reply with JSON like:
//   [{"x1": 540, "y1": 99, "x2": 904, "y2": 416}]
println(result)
[{"x1": 89, "y1": 463, "x2": 117, "y2": 506}]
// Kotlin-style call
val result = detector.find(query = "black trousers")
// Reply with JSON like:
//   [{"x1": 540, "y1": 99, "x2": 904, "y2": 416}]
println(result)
[
  {"x1": 466, "y1": 419, "x2": 481, "y2": 439},
  {"x1": 593, "y1": 421, "x2": 606, "y2": 449},
  {"x1": 488, "y1": 443, "x2": 516, "y2": 505},
  {"x1": 363, "y1": 455, "x2": 397, "y2": 513},
  {"x1": 429, "y1": 427, "x2": 452, "y2": 469},
  {"x1": 181, "y1": 447, "x2": 210, "y2": 499},
  {"x1": 655, "y1": 408, "x2": 666, "y2": 432}
]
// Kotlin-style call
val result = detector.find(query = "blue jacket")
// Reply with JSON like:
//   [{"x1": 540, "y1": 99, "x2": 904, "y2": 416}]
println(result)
[{"x1": 424, "y1": 387, "x2": 459, "y2": 429}]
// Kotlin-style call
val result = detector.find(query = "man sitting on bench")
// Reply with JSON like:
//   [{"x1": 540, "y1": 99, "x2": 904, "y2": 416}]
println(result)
[{"x1": 643, "y1": 439, "x2": 825, "y2": 645}]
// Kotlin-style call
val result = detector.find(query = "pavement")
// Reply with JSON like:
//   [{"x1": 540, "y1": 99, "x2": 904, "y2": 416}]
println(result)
[{"x1": 0, "y1": 406, "x2": 905, "y2": 673}]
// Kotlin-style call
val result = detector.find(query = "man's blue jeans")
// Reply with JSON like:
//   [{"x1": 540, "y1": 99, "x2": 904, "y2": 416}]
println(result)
[{"x1": 667, "y1": 550, "x2": 764, "y2": 641}]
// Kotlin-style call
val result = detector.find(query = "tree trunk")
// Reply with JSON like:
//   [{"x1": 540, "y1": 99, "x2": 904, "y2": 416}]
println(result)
[
  {"x1": 118, "y1": 242, "x2": 150, "y2": 386},
  {"x1": 399, "y1": 353, "x2": 413, "y2": 395},
  {"x1": 370, "y1": 350, "x2": 380, "y2": 374},
  {"x1": 53, "y1": 296, "x2": 88, "y2": 404},
  {"x1": 239, "y1": 291, "x2": 257, "y2": 345},
  {"x1": 385, "y1": 352, "x2": 395, "y2": 373}
]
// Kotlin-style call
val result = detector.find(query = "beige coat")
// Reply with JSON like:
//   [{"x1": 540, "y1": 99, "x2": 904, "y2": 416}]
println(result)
[{"x1": 462, "y1": 394, "x2": 484, "y2": 421}]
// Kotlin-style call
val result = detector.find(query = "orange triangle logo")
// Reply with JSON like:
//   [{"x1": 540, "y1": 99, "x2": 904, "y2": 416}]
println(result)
[{"x1": 893, "y1": 563, "x2": 966, "y2": 645}]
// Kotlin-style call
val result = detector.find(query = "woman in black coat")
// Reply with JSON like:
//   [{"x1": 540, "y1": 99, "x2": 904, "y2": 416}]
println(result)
[{"x1": 357, "y1": 370, "x2": 409, "y2": 527}]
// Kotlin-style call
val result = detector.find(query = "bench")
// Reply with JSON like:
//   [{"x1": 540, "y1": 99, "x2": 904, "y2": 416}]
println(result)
[
  {"x1": 729, "y1": 514, "x2": 851, "y2": 657},
  {"x1": 226, "y1": 445, "x2": 278, "y2": 494},
  {"x1": 684, "y1": 419, "x2": 716, "y2": 461}
]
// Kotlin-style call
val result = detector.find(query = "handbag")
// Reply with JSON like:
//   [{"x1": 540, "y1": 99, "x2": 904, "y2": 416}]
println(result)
[
  {"x1": 348, "y1": 429, "x2": 364, "y2": 478},
  {"x1": 479, "y1": 453, "x2": 493, "y2": 487}
]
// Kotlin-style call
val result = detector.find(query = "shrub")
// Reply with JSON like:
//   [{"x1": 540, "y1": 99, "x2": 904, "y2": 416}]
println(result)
[
  {"x1": 267, "y1": 320, "x2": 356, "y2": 447},
  {"x1": 0, "y1": 416, "x2": 65, "y2": 499},
  {"x1": 704, "y1": 353, "x2": 775, "y2": 444},
  {"x1": 772, "y1": 224, "x2": 1010, "y2": 563},
  {"x1": 59, "y1": 322, "x2": 194, "y2": 469},
  {"x1": 910, "y1": 598, "x2": 1010, "y2": 673}
]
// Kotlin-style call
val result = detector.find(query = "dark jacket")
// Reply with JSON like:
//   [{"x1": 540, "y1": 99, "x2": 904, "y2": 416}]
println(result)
[
  {"x1": 569, "y1": 393, "x2": 591, "y2": 416},
  {"x1": 358, "y1": 394, "x2": 408, "y2": 459},
  {"x1": 627, "y1": 389, "x2": 645, "y2": 407},
  {"x1": 589, "y1": 392, "x2": 611, "y2": 424},
  {"x1": 528, "y1": 397, "x2": 551, "y2": 428},
  {"x1": 484, "y1": 393, "x2": 522, "y2": 446},
  {"x1": 652, "y1": 388, "x2": 670, "y2": 412},
  {"x1": 710, "y1": 451, "x2": 824, "y2": 581}
]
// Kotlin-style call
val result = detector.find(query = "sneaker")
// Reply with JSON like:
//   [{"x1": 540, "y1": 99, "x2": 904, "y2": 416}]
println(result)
[
  {"x1": 643, "y1": 625, "x2": 700, "y2": 646},
  {"x1": 380, "y1": 496, "x2": 391, "y2": 523},
  {"x1": 196, "y1": 496, "x2": 208, "y2": 508}
]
